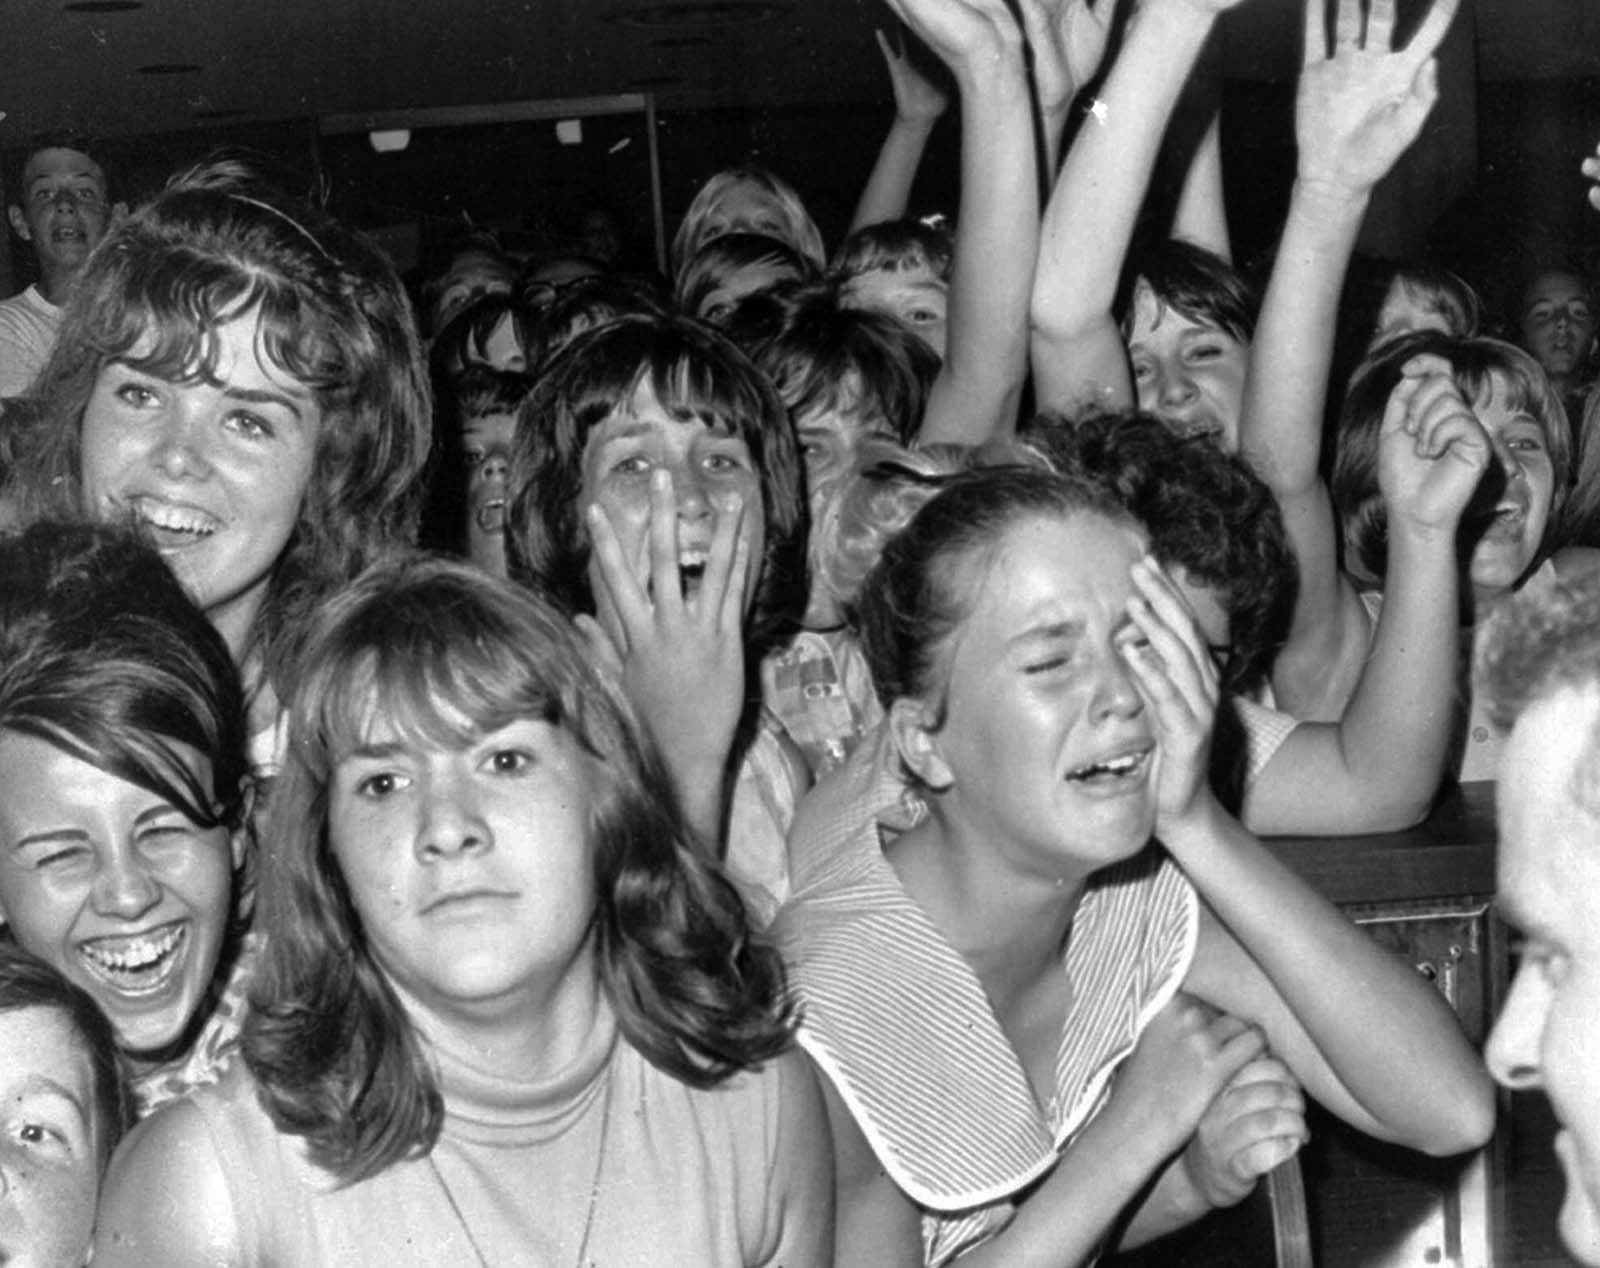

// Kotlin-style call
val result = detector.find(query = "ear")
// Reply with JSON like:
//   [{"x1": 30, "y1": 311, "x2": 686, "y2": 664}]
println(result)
[
  {"x1": 7, "y1": 204, "x2": 31, "y2": 242},
  {"x1": 110, "y1": 200, "x2": 129, "y2": 225},
  {"x1": 888, "y1": 696, "x2": 953, "y2": 792}
]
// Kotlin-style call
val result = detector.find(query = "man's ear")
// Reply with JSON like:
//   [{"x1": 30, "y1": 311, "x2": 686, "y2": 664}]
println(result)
[
  {"x1": 109, "y1": 200, "x2": 129, "y2": 226},
  {"x1": 888, "y1": 696, "x2": 953, "y2": 793},
  {"x1": 7, "y1": 204, "x2": 32, "y2": 243}
]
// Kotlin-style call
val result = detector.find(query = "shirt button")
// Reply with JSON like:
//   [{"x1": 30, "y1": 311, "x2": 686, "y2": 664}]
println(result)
[{"x1": 1472, "y1": 726, "x2": 1488, "y2": 743}]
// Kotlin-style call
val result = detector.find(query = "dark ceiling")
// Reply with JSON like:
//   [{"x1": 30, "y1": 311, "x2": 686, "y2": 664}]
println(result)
[{"x1": 3, "y1": 0, "x2": 1598, "y2": 146}]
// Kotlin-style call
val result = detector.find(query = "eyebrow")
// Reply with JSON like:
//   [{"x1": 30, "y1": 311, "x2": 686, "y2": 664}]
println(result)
[
  {"x1": 1009, "y1": 620, "x2": 1087, "y2": 650},
  {"x1": 14, "y1": 1073, "x2": 91, "y2": 1124},
  {"x1": 221, "y1": 384, "x2": 307, "y2": 422},
  {"x1": 338, "y1": 740, "x2": 413, "y2": 762},
  {"x1": 12, "y1": 826, "x2": 89, "y2": 852}
]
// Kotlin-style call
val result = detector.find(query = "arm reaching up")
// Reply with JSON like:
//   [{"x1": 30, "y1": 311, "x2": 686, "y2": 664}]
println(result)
[
  {"x1": 849, "y1": 26, "x2": 950, "y2": 233},
  {"x1": 890, "y1": 0, "x2": 1039, "y2": 446},
  {"x1": 1031, "y1": 0, "x2": 1243, "y2": 419},
  {"x1": 1240, "y1": 0, "x2": 1460, "y2": 719}
]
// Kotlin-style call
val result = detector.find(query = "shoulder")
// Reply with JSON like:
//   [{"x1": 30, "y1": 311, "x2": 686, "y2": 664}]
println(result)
[{"x1": 93, "y1": 1094, "x2": 243, "y2": 1267}]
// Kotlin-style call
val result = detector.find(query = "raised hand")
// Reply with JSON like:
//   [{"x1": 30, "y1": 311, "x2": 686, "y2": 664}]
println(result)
[
  {"x1": 875, "y1": 24, "x2": 950, "y2": 125},
  {"x1": 1017, "y1": 0, "x2": 1120, "y2": 119},
  {"x1": 584, "y1": 469, "x2": 751, "y2": 835},
  {"x1": 1121, "y1": 556, "x2": 1222, "y2": 831},
  {"x1": 1378, "y1": 352, "x2": 1492, "y2": 537},
  {"x1": 1296, "y1": 0, "x2": 1459, "y2": 196},
  {"x1": 883, "y1": 0, "x2": 1023, "y2": 82},
  {"x1": 1181, "y1": 1057, "x2": 1309, "y2": 1209}
]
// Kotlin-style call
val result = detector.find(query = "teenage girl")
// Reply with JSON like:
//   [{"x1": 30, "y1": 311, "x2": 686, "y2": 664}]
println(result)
[
  {"x1": 0, "y1": 158, "x2": 432, "y2": 766},
  {"x1": 92, "y1": 557, "x2": 833, "y2": 1267},
  {"x1": 775, "y1": 462, "x2": 1494, "y2": 1266},
  {"x1": 0, "y1": 522, "x2": 255, "y2": 1116}
]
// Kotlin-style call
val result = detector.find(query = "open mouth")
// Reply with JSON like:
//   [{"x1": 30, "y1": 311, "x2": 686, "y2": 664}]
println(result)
[
  {"x1": 474, "y1": 498, "x2": 506, "y2": 532},
  {"x1": 1066, "y1": 746, "x2": 1153, "y2": 786},
  {"x1": 77, "y1": 921, "x2": 188, "y2": 998},
  {"x1": 131, "y1": 497, "x2": 220, "y2": 549}
]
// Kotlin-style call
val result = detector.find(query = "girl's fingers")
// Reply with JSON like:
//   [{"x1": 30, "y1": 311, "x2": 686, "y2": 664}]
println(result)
[
  {"x1": 1302, "y1": 0, "x2": 1327, "y2": 65},
  {"x1": 1332, "y1": 0, "x2": 1361, "y2": 52},
  {"x1": 1365, "y1": 0, "x2": 1396, "y2": 49},
  {"x1": 694, "y1": 491, "x2": 742, "y2": 622},
  {"x1": 1130, "y1": 559, "x2": 1219, "y2": 700},
  {"x1": 647, "y1": 469, "x2": 685, "y2": 621},
  {"x1": 719, "y1": 529, "x2": 753, "y2": 635},
  {"x1": 585, "y1": 502, "x2": 649, "y2": 641},
  {"x1": 1402, "y1": 0, "x2": 1459, "y2": 68}
]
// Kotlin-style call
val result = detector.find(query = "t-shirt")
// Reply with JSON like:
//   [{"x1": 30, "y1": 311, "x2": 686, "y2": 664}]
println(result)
[{"x1": 0, "y1": 285, "x2": 61, "y2": 397}]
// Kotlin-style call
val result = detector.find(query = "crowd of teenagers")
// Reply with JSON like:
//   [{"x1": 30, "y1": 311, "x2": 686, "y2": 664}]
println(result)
[{"x1": 4, "y1": 0, "x2": 1600, "y2": 1262}]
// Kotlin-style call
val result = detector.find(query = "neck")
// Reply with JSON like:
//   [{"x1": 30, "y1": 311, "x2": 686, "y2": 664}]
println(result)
[
  {"x1": 37, "y1": 263, "x2": 79, "y2": 307},
  {"x1": 889, "y1": 806, "x2": 1087, "y2": 1005},
  {"x1": 393, "y1": 953, "x2": 609, "y2": 1082}
]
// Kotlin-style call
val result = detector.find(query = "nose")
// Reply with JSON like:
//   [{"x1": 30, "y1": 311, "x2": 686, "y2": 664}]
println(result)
[
  {"x1": 672, "y1": 459, "x2": 711, "y2": 522},
  {"x1": 151, "y1": 403, "x2": 214, "y2": 481},
  {"x1": 1092, "y1": 649, "x2": 1145, "y2": 721},
  {"x1": 415, "y1": 769, "x2": 490, "y2": 861},
  {"x1": 1485, "y1": 963, "x2": 1548, "y2": 1091},
  {"x1": 1157, "y1": 365, "x2": 1196, "y2": 411},
  {"x1": 478, "y1": 449, "x2": 508, "y2": 487},
  {"x1": 91, "y1": 846, "x2": 163, "y2": 921}
]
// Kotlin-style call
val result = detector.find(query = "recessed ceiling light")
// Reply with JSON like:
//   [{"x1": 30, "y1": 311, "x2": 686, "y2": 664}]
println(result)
[
  {"x1": 607, "y1": 3, "x2": 789, "y2": 30},
  {"x1": 63, "y1": 1, "x2": 143, "y2": 11},
  {"x1": 136, "y1": 63, "x2": 202, "y2": 75}
]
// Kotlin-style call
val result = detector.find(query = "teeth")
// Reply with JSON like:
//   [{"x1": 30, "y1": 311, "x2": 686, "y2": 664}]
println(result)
[
  {"x1": 80, "y1": 924, "x2": 184, "y2": 973},
  {"x1": 1071, "y1": 752, "x2": 1143, "y2": 780},
  {"x1": 135, "y1": 499, "x2": 217, "y2": 536},
  {"x1": 679, "y1": 548, "x2": 709, "y2": 571}
]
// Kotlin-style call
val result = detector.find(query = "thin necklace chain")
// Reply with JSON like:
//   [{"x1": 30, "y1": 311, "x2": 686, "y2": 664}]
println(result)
[{"x1": 427, "y1": 1064, "x2": 618, "y2": 1268}]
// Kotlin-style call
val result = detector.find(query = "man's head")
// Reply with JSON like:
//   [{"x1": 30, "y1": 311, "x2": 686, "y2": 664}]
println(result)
[
  {"x1": 1478, "y1": 571, "x2": 1600, "y2": 1266},
  {"x1": 6, "y1": 135, "x2": 113, "y2": 301}
]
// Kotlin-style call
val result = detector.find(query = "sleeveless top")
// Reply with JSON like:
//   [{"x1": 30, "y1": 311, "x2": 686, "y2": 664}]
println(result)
[
  {"x1": 183, "y1": 1015, "x2": 807, "y2": 1266},
  {"x1": 776, "y1": 731, "x2": 1198, "y2": 1266}
]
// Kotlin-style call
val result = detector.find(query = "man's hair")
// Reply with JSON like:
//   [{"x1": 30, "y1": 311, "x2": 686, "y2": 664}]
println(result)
[
  {"x1": 10, "y1": 130, "x2": 111, "y2": 204},
  {"x1": 1476, "y1": 570, "x2": 1600, "y2": 812}
]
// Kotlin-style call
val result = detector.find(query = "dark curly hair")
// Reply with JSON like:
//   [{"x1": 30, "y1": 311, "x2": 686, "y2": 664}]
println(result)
[{"x1": 1025, "y1": 411, "x2": 1296, "y2": 696}]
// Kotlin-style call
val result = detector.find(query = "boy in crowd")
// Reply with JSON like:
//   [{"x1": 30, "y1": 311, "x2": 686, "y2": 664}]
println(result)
[{"x1": 1, "y1": 133, "x2": 116, "y2": 396}]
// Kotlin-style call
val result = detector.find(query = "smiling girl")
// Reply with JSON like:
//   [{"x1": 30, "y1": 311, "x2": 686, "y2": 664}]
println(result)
[
  {"x1": 0, "y1": 158, "x2": 431, "y2": 763},
  {"x1": 91, "y1": 558, "x2": 832, "y2": 1268},
  {"x1": 0, "y1": 522, "x2": 255, "y2": 1116}
]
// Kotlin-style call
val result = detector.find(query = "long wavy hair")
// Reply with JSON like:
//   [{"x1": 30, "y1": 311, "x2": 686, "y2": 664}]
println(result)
[
  {"x1": 244, "y1": 556, "x2": 795, "y2": 1185},
  {"x1": 505, "y1": 312, "x2": 807, "y2": 654},
  {"x1": 0, "y1": 157, "x2": 433, "y2": 697}
]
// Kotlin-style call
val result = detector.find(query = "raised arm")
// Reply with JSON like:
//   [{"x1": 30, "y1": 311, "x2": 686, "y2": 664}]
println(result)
[
  {"x1": 849, "y1": 26, "x2": 950, "y2": 234},
  {"x1": 1030, "y1": 0, "x2": 1238, "y2": 418},
  {"x1": 895, "y1": 0, "x2": 1038, "y2": 447},
  {"x1": 1240, "y1": 357, "x2": 1489, "y2": 834},
  {"x1": 1241, "y1": 0, "x2": 1458, "y2": 718},
  {"x1": 1125, "y1": 559, "x2": 1495, "y2": 1157},
  {"x1": 1024, "y1": 0, "x2": 1120, "y2": 187}
]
